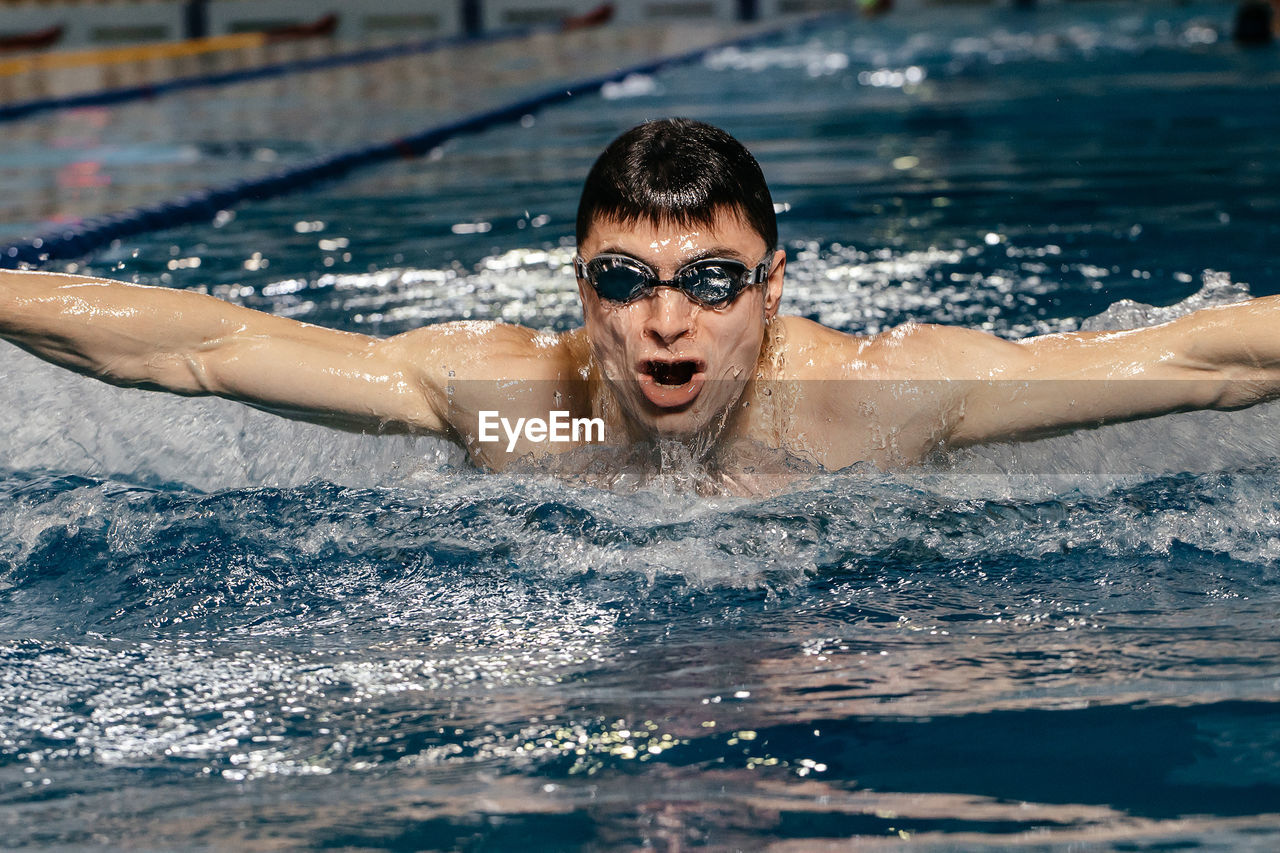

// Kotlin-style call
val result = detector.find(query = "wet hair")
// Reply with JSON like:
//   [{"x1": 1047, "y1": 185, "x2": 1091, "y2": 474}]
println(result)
[{"x1": 576, "y1": 118, "x2": 777, "y2": 252}]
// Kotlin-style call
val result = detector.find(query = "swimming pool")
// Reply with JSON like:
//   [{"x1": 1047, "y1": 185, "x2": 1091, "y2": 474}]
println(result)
[{"x1": 3, "y1": 2, "x2": 1280, "y2": 848}]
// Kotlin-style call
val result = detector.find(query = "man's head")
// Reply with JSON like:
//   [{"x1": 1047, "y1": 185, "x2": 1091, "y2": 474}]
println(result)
[
  {"x1": 575, "y1": 118, "x2": 777, "y2": 252},
  {"x1": 575, "y1": 119, "x2": 785, "y2": 440}
]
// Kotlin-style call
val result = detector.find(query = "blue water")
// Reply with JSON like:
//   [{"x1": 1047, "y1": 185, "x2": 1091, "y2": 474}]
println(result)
[{"x1": 3, "y1": 3, "x2": 1280, "y2": 849}]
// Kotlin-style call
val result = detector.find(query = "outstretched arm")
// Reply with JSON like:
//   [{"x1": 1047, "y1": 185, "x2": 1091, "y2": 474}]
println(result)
[
  {"x1": 936, "y1": 294, "x2": 1280, "y2": 446},
  {"x1": 1, "y1": 269, "x2": 457, "y2": 434}
]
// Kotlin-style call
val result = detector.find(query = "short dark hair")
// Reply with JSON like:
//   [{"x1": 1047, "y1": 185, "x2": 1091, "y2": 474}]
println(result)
[{"x1": 575, "y1": 118, "x2": 777, "y2": 251}]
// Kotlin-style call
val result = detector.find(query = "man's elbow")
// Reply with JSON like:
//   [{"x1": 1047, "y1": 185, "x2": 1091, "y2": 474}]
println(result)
[
  {"x1": 107, "y1": 350, "x2": 219, "y2": 395},
  {"x1": 1206, "y1": 371, "x2": 1279, "y2": 411}
]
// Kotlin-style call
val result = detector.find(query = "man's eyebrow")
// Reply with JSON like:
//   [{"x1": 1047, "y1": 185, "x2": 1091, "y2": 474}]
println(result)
[
  {"x1": 683, "y1": 246, "x2": 754, "y2": 263},
  {"x1": 596, "y1": 246, "x2": 647, "y2": 261},
  {"x1": 594, "y1": 245, "x2": 755, "y2": 265}
]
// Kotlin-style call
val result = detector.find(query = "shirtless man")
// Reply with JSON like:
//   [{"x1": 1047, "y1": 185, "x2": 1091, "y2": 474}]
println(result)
[{"x1": 2, "y1": 118, "x2": 1278, "y2": 479}]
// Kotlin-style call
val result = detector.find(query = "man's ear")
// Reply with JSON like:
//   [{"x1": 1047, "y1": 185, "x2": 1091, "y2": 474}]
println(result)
[{"x1": 763, "y1": 250, "x2": 785, "y2": 320}]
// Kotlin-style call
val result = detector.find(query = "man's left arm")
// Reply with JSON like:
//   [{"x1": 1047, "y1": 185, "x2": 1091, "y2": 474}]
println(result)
[{"x1": 937, "y1": 294, "x2": 1280, "y2": 447}]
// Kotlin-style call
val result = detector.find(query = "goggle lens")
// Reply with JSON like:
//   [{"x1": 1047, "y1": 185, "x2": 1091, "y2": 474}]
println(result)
[
  {"x1": 592, "y1": 260, "x2": 652, "y2": 303},
  {"x1": 676, "y1": 262, "x2": 739, "y2": 305},
  {"x1": 577, "y1": 254, "x2": 770, "y2": 307}
]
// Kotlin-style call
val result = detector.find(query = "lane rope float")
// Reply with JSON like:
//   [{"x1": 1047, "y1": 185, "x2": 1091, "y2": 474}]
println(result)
[{"x1": 0, "y1": 26, "x2": 531, "y2": 124}]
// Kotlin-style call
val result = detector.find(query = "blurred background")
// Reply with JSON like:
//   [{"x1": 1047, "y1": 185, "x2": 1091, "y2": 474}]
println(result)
[{"x1": 0, "y1": 0, "x2": 866, "y2": 256}]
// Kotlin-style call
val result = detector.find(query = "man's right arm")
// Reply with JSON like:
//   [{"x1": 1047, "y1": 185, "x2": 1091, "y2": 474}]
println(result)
[{"x1": 1, "y1": 269, "x2": 455, "y2": 435}]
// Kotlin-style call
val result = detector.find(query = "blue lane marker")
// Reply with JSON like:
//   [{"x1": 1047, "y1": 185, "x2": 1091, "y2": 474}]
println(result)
[{"x1": 1, "y1": 16, "x2": 840, "y2": 270}]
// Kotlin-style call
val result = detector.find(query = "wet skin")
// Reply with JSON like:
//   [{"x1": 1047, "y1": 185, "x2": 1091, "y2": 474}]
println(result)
[
  {"x1": 573, "y1": 214, "x2": 785, "y2": 443},
  {"x1": 3, "y1": 207, "x2": 1280, "y2": 477}
]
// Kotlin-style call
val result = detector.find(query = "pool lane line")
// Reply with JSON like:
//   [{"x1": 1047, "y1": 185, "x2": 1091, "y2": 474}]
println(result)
[
  {"x1": 0, "y1": 32, "x2": 268, "y2": 78},
  {"x1": 0, "y1": 15, "x2": 843, "y2": 270},
  {"x1": 0, "y1": 26, "x2": 533, "y2": 124}
]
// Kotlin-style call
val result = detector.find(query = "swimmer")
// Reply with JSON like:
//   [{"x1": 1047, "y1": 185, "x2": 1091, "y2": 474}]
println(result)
[
  {"x1": 1233, "y1": 0, "x2": 1279, "y2": 45},
  {"x1": 2, "y1": 118, "x2": 1279, "y2": 477}
]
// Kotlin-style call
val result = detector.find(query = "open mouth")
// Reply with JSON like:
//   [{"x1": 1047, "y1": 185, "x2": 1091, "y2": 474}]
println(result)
[
  {"x1": 637, "y1": 359, "x2": 707, "y2": 409},
  {"x1": 646, "y1": 359, "x2": 699, "y2": 386}
]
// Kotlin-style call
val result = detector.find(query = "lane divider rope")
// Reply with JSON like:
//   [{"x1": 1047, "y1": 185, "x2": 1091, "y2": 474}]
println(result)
[
  {"x1": 0, "y1": 32, "x2": 269, "y2": 78},
  {"x1": 1, "y1": 16, "x2": 838, "y2": 270},
  {"x1": 0, "y1": 27, "x2": 530, "y2": 123}
]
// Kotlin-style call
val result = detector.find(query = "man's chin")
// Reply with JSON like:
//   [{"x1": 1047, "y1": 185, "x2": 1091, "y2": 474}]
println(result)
[
  {"x1": 633, "y1": 396, "x2": 730, "y2": 442},
  {"x1": 643, "y1": 411, "x2": 705, "y2": 439},
  {"x1": 609, "y1": 375, "x2": 743, "y2": 442}
]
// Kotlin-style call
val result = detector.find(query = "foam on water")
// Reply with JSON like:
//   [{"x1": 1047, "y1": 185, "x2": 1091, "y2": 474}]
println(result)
[
  {"x1": 0, "y1": 351, "x2": 460, "y2": 492},
  {"x1": 2, "y1": 459, "x2": 1278, "y2": 848}
]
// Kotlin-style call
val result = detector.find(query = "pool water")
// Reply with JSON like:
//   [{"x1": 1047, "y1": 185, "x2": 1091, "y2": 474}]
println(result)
[{"x1": 3, "y1": 3, "x2": 1280, "y2": 849}]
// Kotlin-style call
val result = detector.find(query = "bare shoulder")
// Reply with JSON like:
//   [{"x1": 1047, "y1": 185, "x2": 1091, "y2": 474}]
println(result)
[
  {"x1": 768, "y1": 315, "x2": 868, "y2": 380},
  {"x1": 763, "y1": 318, "x2": 979, "y2": 468},
  {"x1": 368, "y1": 321, "x2": 589, "y2": 441},
  {"x1": 772, "y1": 316, "x2": 1002, "y2": 381},
  {"x1": 381, "y1": 321, "x2": 586, "y2": 382},
  {"x1": 874, "y1": 322, "x2": 1028, "y2": 379}
]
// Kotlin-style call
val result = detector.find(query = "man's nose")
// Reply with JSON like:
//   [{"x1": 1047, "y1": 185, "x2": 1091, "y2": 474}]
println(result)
[{"x1": 642, "y1": 286, "x2": 697, "y2": 345}]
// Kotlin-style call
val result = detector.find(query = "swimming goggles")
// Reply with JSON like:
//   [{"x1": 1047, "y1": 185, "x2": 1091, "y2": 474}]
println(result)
[{"x1": 574, "y1": 252, "x2": 774, "y2": 307}]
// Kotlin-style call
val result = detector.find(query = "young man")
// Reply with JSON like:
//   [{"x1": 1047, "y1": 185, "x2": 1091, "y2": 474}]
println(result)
[{"x1": 2, "y1": 118, "x2": 1278, "y2": 478}]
